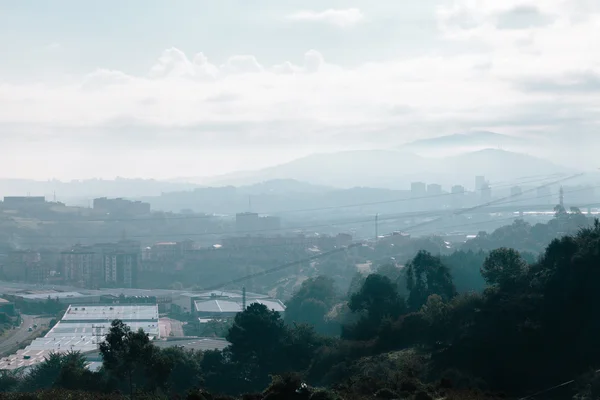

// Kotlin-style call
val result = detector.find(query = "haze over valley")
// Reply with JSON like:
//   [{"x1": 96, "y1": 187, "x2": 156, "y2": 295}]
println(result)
[{"x1": 1, "y1": 1, "x2": 600, "y2": 399}]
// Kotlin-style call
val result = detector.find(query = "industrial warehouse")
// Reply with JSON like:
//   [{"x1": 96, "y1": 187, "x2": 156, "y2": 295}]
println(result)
[{"x1": 0, "y1": 303, "x2": 229, "y2": 371}]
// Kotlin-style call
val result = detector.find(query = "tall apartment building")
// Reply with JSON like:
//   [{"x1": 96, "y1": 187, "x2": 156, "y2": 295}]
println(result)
[
  {"x1": 61, "y1": 248, "x2": 95, "y2": 286},
  {"x1": 104, "y1": 253, "x2": 138, "y2": 288},
  {"x1": 4, "y1": 250, "x2": 50, "y2": 283},
  {"x1": 62, "y1": 240, "x2": 141, "y2": 288}
]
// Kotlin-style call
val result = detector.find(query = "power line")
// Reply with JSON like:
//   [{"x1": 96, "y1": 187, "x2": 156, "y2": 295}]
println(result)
[
  {"x1": 201, "y1": 242, "x2": 364, "y2": 291},
  {"x1": 199, "y1": 178, "x2": 588, "y2": 290},
  {"x1": 14, "y1": 173, "x2": 569, "y2": 224},
  {"x1": 396, "y1": 174, "x2": 584, "y2": 234},
  {"x1": 11, "y1": 182, "x2": 600, "y2": 245}
]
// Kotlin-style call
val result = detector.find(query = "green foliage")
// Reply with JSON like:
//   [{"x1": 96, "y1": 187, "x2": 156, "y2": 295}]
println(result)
[
  {"x1": 285, "y1": 276, "x2": 339, "y2": 335},
  {"x1": 440, "y1": 250, "x2": 487, "y2": 293},
  {"x1": 480, "y1": 248, "x2": 528, "y2": 290},
  {"x1": 99, "y1": 319, "x2": 154, "y2": 395},
  {"x1": 406, "y1": 251, "x2": 456, "y2": 311},
  {"x1": 16, "y1": 351, "x2": 101, "y2": 393},
  {"x1": 13, "y1": 217, "x2": 600, "y2": 400},
  {"x1": 344, "y1": 274, "x2": 406, "y2": 340}
]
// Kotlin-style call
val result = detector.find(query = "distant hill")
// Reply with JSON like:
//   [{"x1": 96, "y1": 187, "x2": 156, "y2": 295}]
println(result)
[
  {"x1": 195, "y1": 148, "x2": 576, "y2": 190},
  {"x1": 442, "y1": 149, "x2": 576, "y2": 182},
  {"x1": 240, "y1": 179, "x2": 332, "y2": 195},
  {"x1": 200, "y1": 150, "x2": 432, "y2": 189},
  {"x1": 399, "y1": 131, "x2": 529, "y2": 157}
]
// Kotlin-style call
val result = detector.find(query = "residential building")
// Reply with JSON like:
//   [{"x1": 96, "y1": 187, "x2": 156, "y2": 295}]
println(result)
[
  {"x1": 93, "y1": 197, "x2": 151, "y2": 216},
  {"x1": 3, "y1": 196, "x2": 46, "y2": 206},
  {"x1": 235, "y1": 212, "x2": 260, "y2": 232},
  {"x1": 235, "y1": 212, "x2": 282, "y2": 234},
  {"x1": 451, "y1": 185, "x2": 466, "y2": 208},
  {"x1": 104, "y1": 253, "x2": 138, "y2": 288},
  {"x1": 427, "y1": 184, "x2": 442, "y2": 195},
  {"x1": 411, "y1": 182, "x2": 427, "y2": 197},
  {"x1": 148, "y1": 240, "x2": 194, "y2": 261},
  {"x1": 481, "y1": 182, "x2": 492, "y2": 203},
  {"x1": 451, "y1": 185, "x2": 465, "y2": 195},
  {"x1": 61, "y1": 247, "x2": 95, "y2": 286},
  {"x1": 3, "y1": 250, "x2": 50, "y2": 283}
]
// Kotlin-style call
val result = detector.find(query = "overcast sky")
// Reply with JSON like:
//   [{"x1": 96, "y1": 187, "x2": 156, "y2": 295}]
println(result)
[{"x1": 0, "y1": 0, "x2": 599, "y2": 180}]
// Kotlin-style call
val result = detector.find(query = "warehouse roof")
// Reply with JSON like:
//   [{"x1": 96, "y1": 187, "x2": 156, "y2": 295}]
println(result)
[
  {"x1": 62, "y1": 304, "x2": 158, "y2": 322},
  {"x1": 194, "y1": 298, "x2": 285, "y2": 314}
]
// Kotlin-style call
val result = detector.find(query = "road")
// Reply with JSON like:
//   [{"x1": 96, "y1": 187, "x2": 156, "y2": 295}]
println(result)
[{"x1": 0, "y1": 315, "x2": 49, "y2": 356}]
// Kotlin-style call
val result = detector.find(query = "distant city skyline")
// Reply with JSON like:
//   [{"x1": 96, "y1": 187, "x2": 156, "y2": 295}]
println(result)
[{"x1": 0, "y1": 0, "x2": 598, "y2": 179}]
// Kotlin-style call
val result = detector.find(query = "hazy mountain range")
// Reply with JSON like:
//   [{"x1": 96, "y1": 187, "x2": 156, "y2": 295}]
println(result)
[
  {"x1": 191, "y1": 148, "x2": 576, "y2": 189},
  {"x1": 0, "y1": 132, "x2": 585, "y2": 204},
  {"x1": 182, "y1": 131, "x2": 566, "y2": 188},
  {"x1": 398, "y1": 131, "x2": 529, "y2": 156}
]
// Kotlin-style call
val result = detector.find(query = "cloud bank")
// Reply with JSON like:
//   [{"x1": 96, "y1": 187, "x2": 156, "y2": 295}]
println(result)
[{"x1": 0, "y1": 0, "x2": 599, "y2": 178}]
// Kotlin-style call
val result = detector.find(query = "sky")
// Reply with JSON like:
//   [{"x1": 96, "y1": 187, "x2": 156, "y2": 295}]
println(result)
[{"x1": 0, "y1": 0, "x2": 599, "y2": 180}]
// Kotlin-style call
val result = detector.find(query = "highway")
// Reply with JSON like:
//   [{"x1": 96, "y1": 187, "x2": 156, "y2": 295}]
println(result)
[{"x1": 0, "y1": 315, "x2": 50, "y2": 357}]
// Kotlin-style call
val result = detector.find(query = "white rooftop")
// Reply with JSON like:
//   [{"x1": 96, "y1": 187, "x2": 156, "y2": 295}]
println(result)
[
  {"x1": 194, "y1": 298, "x2": 285, "y2": 314},
  {"x1": 20, "y1": 292, "x2": 88, "y2": 300},
  {"x1": 0, "y1": 304, "x2": 160, "y2": 371},
  {"x1": 62, "y1": 304, "x2": 159, "y2": 322}
]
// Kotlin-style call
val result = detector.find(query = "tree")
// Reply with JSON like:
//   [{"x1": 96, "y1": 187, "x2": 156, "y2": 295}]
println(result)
[
  {"x1": 100, "y1": 319, "x2": 153, "y2": 397},
  {"x1": 406, "y1": 251, "x2": 456, "y2": 311},
  {"x1": 226, "y1": 303, "x2": 287, "y2": 388},
  {"x1": 481, "y1": 248, "x2": 528, "y2": 290},
  {"x1": 20, "y1": 351, "x2": 91, "y2": 392},
  {"x1": 285, "y1": 276, "x2": 338, "y2": 334},
  {"x1": 344, "y1": 274, "x2": 406, "y2": 340},
  {"x1": 0, "y1": 370, "x2": 23, "y2": 392},
  {"x1": 440, "y1": 250, "x2": 487, "y2": 293},
  {"x1": 349, "y1": 274, "x2": 405, "y2": 321}
]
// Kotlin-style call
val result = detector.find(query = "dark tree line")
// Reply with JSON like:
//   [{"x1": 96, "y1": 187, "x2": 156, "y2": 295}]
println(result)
[{"x1": 4, "y1": 217, "x2": 600, "y2": 399}]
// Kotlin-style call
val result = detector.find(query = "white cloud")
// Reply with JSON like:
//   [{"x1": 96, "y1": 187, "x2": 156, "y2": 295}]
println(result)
[
  {"x1": 220, "y1": 55, "x2": 263, "y2": 74},
  {"x1": 148, "y1": 47, "x2": 218, "y2": 80},
  {"x1": 2, "y1": 0, "x2": 600, "y2": 178},
  {"x1": 287, "y1": 8, "x2": 365, "y2": 28}
]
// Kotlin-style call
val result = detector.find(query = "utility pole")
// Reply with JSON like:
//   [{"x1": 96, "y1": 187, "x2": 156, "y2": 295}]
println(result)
[{"x1": 559, "y1": 186, "x2": 564, "y2": 208}]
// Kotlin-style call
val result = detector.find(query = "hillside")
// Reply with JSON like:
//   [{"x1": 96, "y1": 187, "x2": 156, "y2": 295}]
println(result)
[
  {"x1": 399, "y1": 131, "x2": 530, "y2": 157},
  {"x1": 199, "y1": 150, "x2": 432, "y2": 189},
  {"x1": 196, "y1": 148, "x2": 576, "y2": 190}
]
